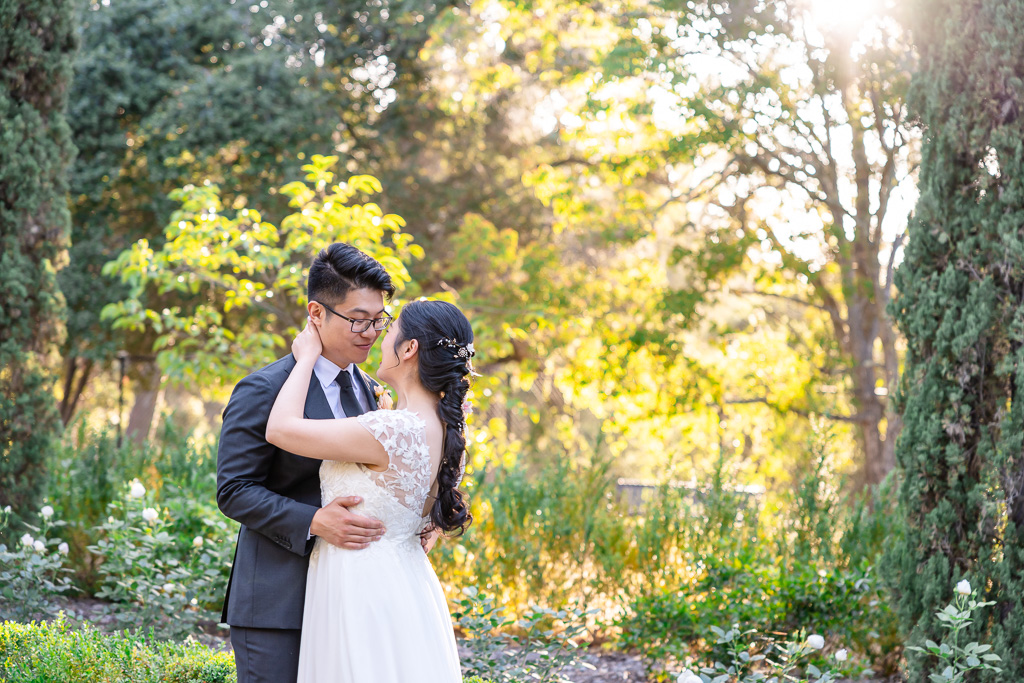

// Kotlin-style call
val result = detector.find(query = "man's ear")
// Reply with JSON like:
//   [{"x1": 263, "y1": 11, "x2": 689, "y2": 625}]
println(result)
[
  {"x1": 307, "y1": 301, "x2": 325, "y2": 326},
  {"x1": 402, "y1": 338, "x2": 419, "y2": 360}
]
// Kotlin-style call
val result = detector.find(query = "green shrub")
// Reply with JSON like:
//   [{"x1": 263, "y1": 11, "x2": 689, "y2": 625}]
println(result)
[
  {"x1": 88, "y1": 482, "x2": 232, "y2": 639},
  {"x1": 0, "y1": 507, "x2": 77, "y2": 623},
  {"x1": 38, "y1": 418, "x2": 236, "y2": 638},
  {"x1": 0, "y1": 617, "x2": 235, "y2": 682},
  {"x1": 438, "y1": 452, "x2": 634, "y2": 609},
  {"x1": 46, "y1": 420, "x2": 226, "y2": 585},
  {"x1": 454, "y1": 586, "x2": 592, "y2": 683}
]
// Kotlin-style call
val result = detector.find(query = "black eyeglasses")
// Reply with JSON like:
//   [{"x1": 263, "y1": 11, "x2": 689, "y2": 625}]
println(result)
[{"x1": 314, "y1": 300, "x2": 393, "y2": 333}]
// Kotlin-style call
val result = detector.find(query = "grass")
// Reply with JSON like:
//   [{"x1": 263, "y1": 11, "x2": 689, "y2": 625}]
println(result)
[{"x1": 0, "y1": 617, "x2": 235, "y2": 683}]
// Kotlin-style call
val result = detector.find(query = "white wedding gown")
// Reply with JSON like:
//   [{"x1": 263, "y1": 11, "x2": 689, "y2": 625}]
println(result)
[{"x1": 296, "y1": 409, "x2": 462, "y2": 683}]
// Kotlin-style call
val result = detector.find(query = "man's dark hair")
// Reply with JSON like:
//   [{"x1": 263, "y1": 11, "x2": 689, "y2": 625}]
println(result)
[{"x1": 307, "y1": 243, "x2": 396, "y2": 304}]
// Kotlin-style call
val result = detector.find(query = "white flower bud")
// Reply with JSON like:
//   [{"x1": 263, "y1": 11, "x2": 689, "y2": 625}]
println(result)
[
  {"x1": 3, "y1": 505, "x2": 11, "y2": 513},
  {"x1": 835, "y1": 648, "x2": 848, "y2": 662},
  {"x1": 142, "y1": 507, "x2": 159, "y2": 522},
  {"x1": 33, "y1": 540, "x2": 45, "y2": 552},
  {"x1": 129, "y1": 480, "x2": 146, "y2": 499},
  {"x1": 21, "y1": 533, "x2": 34, "y2": 547},
  {"x1": 956, "y1": 579, "x2": 972, "y2": 595},
  {"x1": 41, "y1": 505, "x2": 54, "y2": 519},
  {"x1": 58, "y1": 542, "x2": 69, "y2": 555},
  {"x1": 193, "y1": 536, "x2": 204, "y2": 548},
  {"x1": 807, "y1": 634, "x2": 825, "y2": 650}
]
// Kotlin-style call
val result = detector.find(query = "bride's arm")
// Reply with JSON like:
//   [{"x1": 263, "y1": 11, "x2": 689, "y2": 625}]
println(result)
[{"x1": 265, "y1": 321, "x2": 388, "y2": 468}]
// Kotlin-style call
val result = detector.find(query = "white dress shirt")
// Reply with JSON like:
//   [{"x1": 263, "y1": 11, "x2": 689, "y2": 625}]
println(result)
[{"x1": 312, "y1": 355, "x2": 370, "y2": 418}]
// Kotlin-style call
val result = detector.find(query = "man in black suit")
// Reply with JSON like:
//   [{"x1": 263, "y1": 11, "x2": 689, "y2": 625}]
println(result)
[{"x1": 217, "y1": 243, "x2": 395, "y2": 683}]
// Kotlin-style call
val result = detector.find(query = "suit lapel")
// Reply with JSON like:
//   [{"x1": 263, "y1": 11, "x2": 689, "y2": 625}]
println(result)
[
  {"x1": 355, "y1": 368, "x2": 378, "y2": 411},
  {"x1": 303, "y1": 371, "x2": 334, "y2": 420}
]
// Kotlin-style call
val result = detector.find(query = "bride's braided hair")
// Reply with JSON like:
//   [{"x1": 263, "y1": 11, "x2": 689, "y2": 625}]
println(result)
[{"x1": 393, "y1": 300, "x2": 474, "y2": 536}]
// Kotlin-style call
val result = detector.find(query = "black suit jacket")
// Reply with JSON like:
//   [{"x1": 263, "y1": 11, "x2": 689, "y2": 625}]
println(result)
[{"x1": 216, "y1": 354, "x2": 378, "y2": 628}]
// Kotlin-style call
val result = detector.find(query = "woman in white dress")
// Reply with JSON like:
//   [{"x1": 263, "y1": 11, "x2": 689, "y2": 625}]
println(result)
[{"x1": 266, "y1": 299, "x2": 475, "y2": 683}]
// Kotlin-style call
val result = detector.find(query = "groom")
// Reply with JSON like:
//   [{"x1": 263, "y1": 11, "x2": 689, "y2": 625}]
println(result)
[{"x1": 217, "y1": 243, "x2": 394, "y2": 683}]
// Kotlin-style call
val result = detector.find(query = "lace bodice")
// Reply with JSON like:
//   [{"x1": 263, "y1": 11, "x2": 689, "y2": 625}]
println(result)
[
  {"x1": 355, "y1": 409, "x2": 433, "y2": 512},
  {"x1": 318, "y1": 409, "x2": 435, "y2": 542}
]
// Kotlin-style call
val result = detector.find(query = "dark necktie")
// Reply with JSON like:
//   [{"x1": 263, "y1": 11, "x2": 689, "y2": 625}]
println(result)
[{"x1": 335, "y1": 368, "x2": 366, "y2": 418}]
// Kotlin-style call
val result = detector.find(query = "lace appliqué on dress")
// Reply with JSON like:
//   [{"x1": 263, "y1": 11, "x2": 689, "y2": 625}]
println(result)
[{"x1": 355, "y1": 409, "x2": 432, "y2": 514}]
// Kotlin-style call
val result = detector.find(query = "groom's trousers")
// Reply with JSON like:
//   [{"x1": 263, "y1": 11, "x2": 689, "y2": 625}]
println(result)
[{"x1": 231, "y1": 626, "x2": 302, "y2": 683}]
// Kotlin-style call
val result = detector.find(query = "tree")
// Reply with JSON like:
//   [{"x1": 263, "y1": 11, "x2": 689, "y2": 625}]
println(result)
[
  {"x1": 0, "y1": 0, "x2": 77, "y2": 517},
  {"x1": 522, "y1": 0, "x2": 917, "y2": 486},
  {"x1": 61, "y1": 0, "x2": 455, "y2": 433},
  {"x1": 881, "y1": 0, "x2": 1024, "y2": 679},
  {"x1": 102, "y1": 155, "x2": 423, "y2": 388}
]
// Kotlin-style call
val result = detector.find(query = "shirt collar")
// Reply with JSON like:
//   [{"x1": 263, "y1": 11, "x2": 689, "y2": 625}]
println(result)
[{"x1": 312, "y1": 355, "x2": 356, "y2": 389}]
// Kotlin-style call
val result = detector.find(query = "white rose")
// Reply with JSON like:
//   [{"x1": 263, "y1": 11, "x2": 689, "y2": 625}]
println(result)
[
  {"x1": 21, "y1": 533, "x2": 34, "y2": 547},
  {"x1": 162, "y1": 583, "x2": 175, "y2": 593},
  {"x1": 41, "y1": 505, "x2": 54, "y2": 519},
  {"x1": 807, "y1": 634, "x2": 825, "y2": 650},
  {"x1": 58, "y1": 542, "x2": 70, "y2": 555},
  {"x1": 129, "y1": 480, "x2": 146, "y2": 499},
  {"x1": 677, "y1": 671, "x2": 703, "y2": 683},
  {"x1": 193, "y1": 536, "x2": 204, "y2": 548},
  {"x1": 835, "y1": 648, "x2": 848, "y2": 662},
  {"x1": 956, "y1": 579, "x2": 972, "y2": 595},
  {"x1": 142, "y1": 507, "x2": 159, "y2": 522},
  {"x1": 33, "y1": 540, "x2": 45, "y2": 552}
]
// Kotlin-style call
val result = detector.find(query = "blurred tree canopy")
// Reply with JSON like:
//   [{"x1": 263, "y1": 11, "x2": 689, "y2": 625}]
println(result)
[
  {"x1": 63, "y1": 0, "x2": 923, "y2": 491},
  {"x1": 102, "y1": 156, "x2": 421, "y2": 387},
  {"x1": 62, "y1": 0, "x2": 452, "y2": 437}
]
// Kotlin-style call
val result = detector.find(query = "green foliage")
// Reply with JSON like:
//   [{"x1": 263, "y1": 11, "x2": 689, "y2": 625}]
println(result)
[
  {"x1": 102, "y1": 156, "x2": 423, "y2": 388},
  {"x1": 60, "y1": 0, "x2": 451, "y2": 419},
  {"x1": 615, "y1": 561, "x2": 889, "y2": 680},
  {"x1": 0, "y1": 0, "x2": 76, "y2": 529},
  {"x1": 0, "y1": 617, "x2": 235, "y2": 682},
  {"x1": 88, "y1": 487, "x2": 230, "y2": 640},
  {"x1": 906, "y1": 585, "x2": 1003, "y2": 683},
  {"x1": 453, "y1": 587, "x2": 592, "y2": 683},
  {"x1": 432, "y1": 426, "x2": 898, "y2": 678},
  {"x1": 0, "y1": 509, "x2": 77, "y2": 623},
  {"x1": 446, "y1": 451, "x2": 633, "y2": 608},
  {"x1": 38, "y1": 418, "x2": 236, "y2": 636},
  {"x1": 682, "y1": 625, "x2": 849, "y2": 683},
  {"x1": 881, "y1": 0, "x2": 1024, "y2": 679}
]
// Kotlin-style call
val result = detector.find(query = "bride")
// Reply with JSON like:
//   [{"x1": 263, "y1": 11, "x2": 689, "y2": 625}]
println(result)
[{"x1": 266, "y1": 299, "x2": 474, "y2": 683}]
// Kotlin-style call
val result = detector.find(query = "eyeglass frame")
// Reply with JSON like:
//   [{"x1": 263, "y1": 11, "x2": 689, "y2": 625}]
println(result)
[{"x1": 312, "y1": 300, "x2": 393, "y2": 333}]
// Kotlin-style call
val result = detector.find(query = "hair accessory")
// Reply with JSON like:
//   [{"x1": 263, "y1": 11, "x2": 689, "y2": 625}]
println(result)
[{"x1": 436, "y1": 338, "x2": 475, "y2": 360}]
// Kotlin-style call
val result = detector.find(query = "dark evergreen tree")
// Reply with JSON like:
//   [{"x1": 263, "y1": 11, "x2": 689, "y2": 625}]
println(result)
[
  {"x1": 0, "y1": 0, "x2": 77, "y2": 519},
  {"x1": 883, "y1": 0, "x2": 1024, "y2": 679}
]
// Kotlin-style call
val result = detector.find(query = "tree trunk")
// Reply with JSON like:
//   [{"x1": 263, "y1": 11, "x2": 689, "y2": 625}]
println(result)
[
  {"x1": 126, "y1": 359, "x2": 162, "y2": 444},
  {"x1": 59, "y1": 355, "x2": 93, "y2": 425}
]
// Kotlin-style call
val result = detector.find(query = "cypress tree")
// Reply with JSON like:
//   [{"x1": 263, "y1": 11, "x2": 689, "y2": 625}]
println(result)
[
  {"x1": 0, "y1": 0, "x2": 77, "y2": 519},
  {"x1": 883, "y1": 0, "x2": 1024, "y2": 680}
]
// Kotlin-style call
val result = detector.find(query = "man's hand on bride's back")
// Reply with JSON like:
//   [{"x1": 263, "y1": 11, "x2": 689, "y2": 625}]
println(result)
[
  {"x1": 292, "y1": 318, "x2": 323, "y2": 362},
  {"x1": 311, "y1": 496, "x2": 386, "y2": 549}
]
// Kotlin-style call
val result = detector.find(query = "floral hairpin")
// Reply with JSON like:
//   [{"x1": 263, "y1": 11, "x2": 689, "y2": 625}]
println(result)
[{"x1": 436, "y1": 337, "x2": 475, "y2": 360}]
